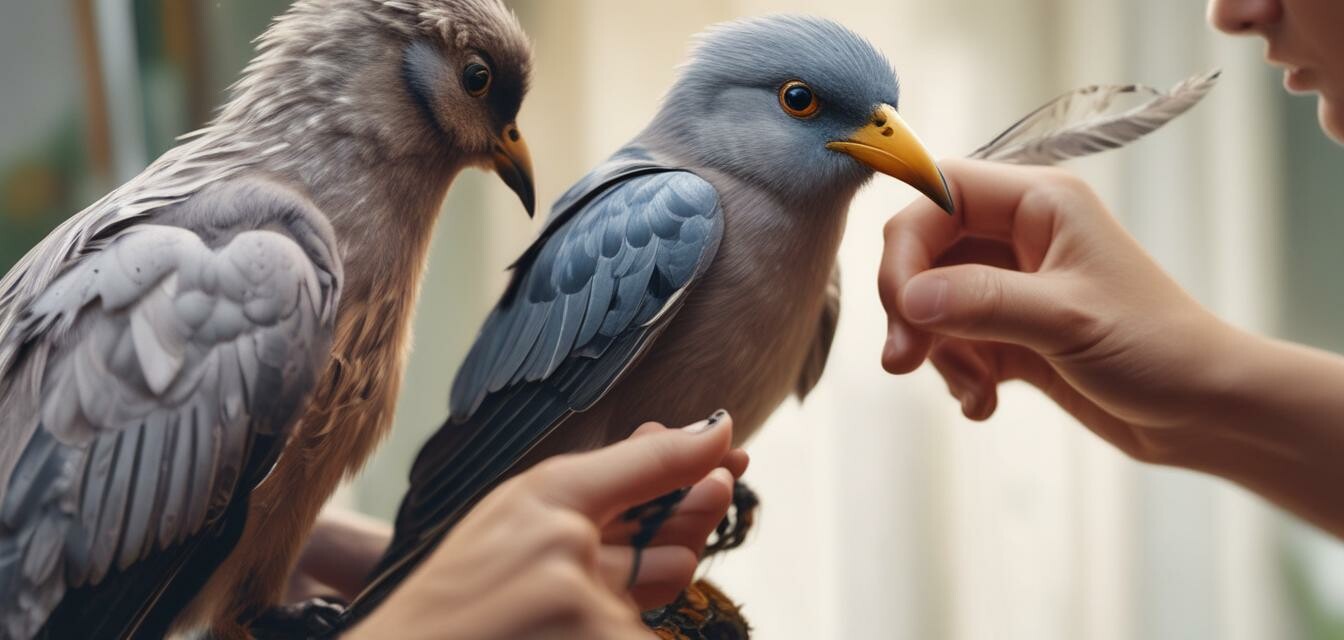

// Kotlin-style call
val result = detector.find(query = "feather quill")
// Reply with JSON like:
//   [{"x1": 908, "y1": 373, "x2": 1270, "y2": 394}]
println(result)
[{"x1": 971, "y1": 70, "x2": 1220, "y2": 165}]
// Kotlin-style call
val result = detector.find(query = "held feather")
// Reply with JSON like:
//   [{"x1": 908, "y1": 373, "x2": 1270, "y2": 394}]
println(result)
[{"x1": 971, "y1": 70, "x2": 1220, "y2": 165}]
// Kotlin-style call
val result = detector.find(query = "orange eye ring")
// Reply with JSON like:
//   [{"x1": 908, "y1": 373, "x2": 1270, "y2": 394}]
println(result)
[{"x1": 778, "y1": 80, "x2": 820, "y2": 118}]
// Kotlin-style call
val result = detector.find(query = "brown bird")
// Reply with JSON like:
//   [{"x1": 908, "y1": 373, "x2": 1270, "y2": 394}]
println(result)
[{"x1": 0, "y1": 1, "x2": 533, "y2": 638}]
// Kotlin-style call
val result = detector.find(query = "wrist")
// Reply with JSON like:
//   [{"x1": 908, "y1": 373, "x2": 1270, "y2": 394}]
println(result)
[
  {"x1": 1124, "y1": 313, "x2": 1257, "y2": 467},
  {"x1": 1164, "y1": 321, "x2": 1334, "y2": 470}
]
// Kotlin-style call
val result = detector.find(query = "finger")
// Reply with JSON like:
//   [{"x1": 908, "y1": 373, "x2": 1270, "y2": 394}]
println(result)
[
  {"x1": 618, "y1": 426, "x2": 743, "y2": 474},
  {"x1": 601, "y1": 467, "x2": 733, "y2": 549},
  {"x1": 880, "y1": 159, "x2": 1069, "y2": 373},
  {"x1": 536, "y1": 411, "x2": 734, "y2": 522},
  {"x1": 900, "y1": 264, "x2": 1090, "y2": 355},
  {"x1": 597, "y1": 545, "x2": 698, "y2": 609},
  {"x1": 880, "y1": 200, "x2": 955, "y2": 374},
  {"x1": 630, "y1": 421, "x2": 668, "y2": 439},
  {"x1": 930, "y1": 339, "x2": 999, "y2": 420},
  {"x1": 933, "y1": 236, "x2": 1021, "y2": 271},
  {"x1": 722, "y1": 448, "x2": 750, "y2": 479},
  {"x1": 882, "y1": 238, "x2": 1020, "y2": 376}
]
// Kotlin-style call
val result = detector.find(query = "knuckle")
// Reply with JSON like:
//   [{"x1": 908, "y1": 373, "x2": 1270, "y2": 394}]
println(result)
[
  {"x1": 1040, "y1": 166, "x2": 1087, "y2": 192},
  {"x1": 883, "y1": 214, "x2": 904, "y2": 242},
  {"x1": 1032, "y1": 168, "x2": 1096, "y2": 208},
  {"x1": 527, "y1": 455, "x2": 576, "y2": 487},
  {"x1": 1043, "y1": 283, "x2": 1112, "y2": 360},
  {"x1": 539, "y1": 558, "x2": 592, "y2": 597},
  {"x1": 968, "y1": 268, "x2": 1006, "y2": 324},
  {"x1": 493, "y1": 475, "x2": 532, "y2": 501},
  {"x1": 545, "y1": 510, "x2": 600, "y2": 554}
]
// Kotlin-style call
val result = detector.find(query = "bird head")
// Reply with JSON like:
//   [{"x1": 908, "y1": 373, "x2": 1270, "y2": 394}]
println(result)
[
  {"x1": 648, "y1": 15, "x2": 953, "y2": 213},
  {"x1": 396, "y1": 0, "x2": 537, "y2": 215},
  {"x1": 392, "y1": 0, "x2": 534, "y2": 215},
  {"x1": 236, "y1": 0, "x2": 536, "y2": 216}
]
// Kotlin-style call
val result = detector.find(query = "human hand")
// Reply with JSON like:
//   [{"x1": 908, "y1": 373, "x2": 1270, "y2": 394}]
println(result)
[
  {"x1": 879, "y1": 158, "x2": 1243, "y2": 462},
  {"x1": 283, "y1": 509, "x2": 391, "y2": 605},
  {"x1": 349, "y1": 412, "x2": 748, "y2": 640}
]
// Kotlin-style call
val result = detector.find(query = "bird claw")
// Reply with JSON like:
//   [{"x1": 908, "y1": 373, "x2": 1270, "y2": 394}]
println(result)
[
  {"x1": 622, "y1": 486, "x2": 693, "y2": 587},
  {"x1": 705, "y1": 479, "x2": 759, "y2": 557},
  {"x1": 249, "y1": 596, "x2": 348, "y2": 640}
]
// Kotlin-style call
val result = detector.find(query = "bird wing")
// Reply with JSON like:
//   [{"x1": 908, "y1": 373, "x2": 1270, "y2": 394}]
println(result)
[
  {"x1": 0, "y1": 179, "x2": 340, "y2": 640},
  {"x1": 346, "y1": 164, "x2": 722, "y2": 622},
  {"x1": 796, "y1": 264, "x2": 840, "y2": 400}
]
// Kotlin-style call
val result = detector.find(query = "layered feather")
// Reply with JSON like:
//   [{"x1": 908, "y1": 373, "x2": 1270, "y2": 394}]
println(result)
[{"x1": 971, "y1": 70, "x2": 1220, "y2": 165}]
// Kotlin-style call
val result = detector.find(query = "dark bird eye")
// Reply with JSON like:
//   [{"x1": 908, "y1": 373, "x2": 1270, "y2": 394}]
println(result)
[
  {"x1": 779, "y1": 81, "x2": 819, "y2": 118},
  {"x1": 463, "y1": 62, "x2": 492, "y2": 97}
]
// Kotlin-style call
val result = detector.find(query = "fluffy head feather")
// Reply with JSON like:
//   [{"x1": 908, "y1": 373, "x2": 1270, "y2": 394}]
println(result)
[
  {"x1": 215, "y1": 0, "x2": 531, "y2": 162},
  {"x1": 645, "y1": 15, "x2": 899, "y2": 203}
]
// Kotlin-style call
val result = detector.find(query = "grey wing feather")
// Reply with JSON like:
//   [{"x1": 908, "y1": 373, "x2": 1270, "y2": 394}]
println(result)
[
  {"x1": 0, "y1": 178, "x2": 340, "y2": 639},
  {"x1": 796, "y1": 265, "x2": 840, "y2": 400},
  {"x1": 971, "y1": 70, "x2": 1220, "y2": 165},
  {"x1": 343, "y1": 168, "x2": 721, "y2": 625},
  {"x1": 0, "y1": 131, "x2": 289, "y2": 394}
]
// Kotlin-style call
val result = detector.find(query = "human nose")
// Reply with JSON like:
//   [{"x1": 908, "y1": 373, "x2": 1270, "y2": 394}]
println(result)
[{"x1": 1207, "y1": 0, "x2": 1282, "y2": 35}]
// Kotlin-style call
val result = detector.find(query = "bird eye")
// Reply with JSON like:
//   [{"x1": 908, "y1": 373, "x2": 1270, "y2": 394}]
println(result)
[
  {"x1": 463, "y1": 62, "x2": 492, "y2": 97},
  {"x1": 779, "y1": 81, "x2": 819, "y2": 118}
]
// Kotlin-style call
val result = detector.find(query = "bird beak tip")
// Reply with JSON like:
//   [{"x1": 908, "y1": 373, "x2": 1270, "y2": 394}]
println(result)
[
  {"x1": 494, "y1": 122, "x2": 537, "y2": 219},
  {"x1": 830, "y1": 104, "x2": 953, "y2": 215},
  {"x1": 934, "y1": 172, "x2": 955, "y2": 215}
]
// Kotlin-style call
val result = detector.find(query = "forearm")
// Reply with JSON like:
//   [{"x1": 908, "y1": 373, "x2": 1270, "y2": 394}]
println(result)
[
  {"x1": 1176, "y1": 329, "x2": 1344, "y2": 537},
  {"x1": 298, "y1": 509, "x2": 392, "y2": 600}
]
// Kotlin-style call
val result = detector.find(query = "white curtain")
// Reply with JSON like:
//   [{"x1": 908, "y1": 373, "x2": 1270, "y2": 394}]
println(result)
[{"x1": 357, "y1": 1, "x2": 1318, "y2": 638}]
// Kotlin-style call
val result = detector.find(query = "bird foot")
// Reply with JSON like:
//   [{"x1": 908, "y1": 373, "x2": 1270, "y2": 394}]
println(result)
[
  {"x1": 705, "y1": 479, "x2": 759, "y2": 556},
  {"x1": 249, "y1": 596, "x2": 347, "y2": 640},
  {"x1": 622, "y1": 486, "x2": 693, "y2": 587}
]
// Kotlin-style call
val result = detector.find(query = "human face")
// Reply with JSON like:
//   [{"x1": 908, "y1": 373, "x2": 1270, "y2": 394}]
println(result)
[{"x1": 1208, "y1": 0, "x2": 1344, "y2": 143}]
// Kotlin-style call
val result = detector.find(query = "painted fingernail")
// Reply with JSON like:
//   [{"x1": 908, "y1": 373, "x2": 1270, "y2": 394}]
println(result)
[
  {"x1": 686, "y1": 409, "x2": 728, "y2": 434},
  {"x1": 903, "y1": 276, "x2": 948, "y2": 323}
]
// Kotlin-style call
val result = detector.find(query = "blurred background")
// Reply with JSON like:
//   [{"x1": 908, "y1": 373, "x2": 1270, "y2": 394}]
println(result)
[{"x1": 2, "y1": 1, "x2": 1343, "y2": 638}]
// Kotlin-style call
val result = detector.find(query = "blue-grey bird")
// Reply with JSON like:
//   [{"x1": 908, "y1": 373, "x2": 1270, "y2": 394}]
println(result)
[
  {"x1": 344, "y1": 16, "x2": 1222, "y2": 625},
  {"x1": 340, "y1": 14, "x2": 953, "y2": 620},
  {"x1": 0, "y1": 1, "x2": 533, "y2": 638}
]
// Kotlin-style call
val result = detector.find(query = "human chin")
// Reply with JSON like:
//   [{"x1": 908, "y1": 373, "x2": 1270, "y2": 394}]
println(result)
[{"x1": 1319, "y1": 93, "x2": 1344, "y2": 144}]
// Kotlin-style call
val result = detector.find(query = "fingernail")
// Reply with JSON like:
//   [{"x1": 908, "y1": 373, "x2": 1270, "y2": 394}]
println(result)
[
  {"x1": 686, "y1": 409, "x2": 728, "y2": 434},
  {"x1": 903, "y1": 276, "x2": 948, "y2": 323}
]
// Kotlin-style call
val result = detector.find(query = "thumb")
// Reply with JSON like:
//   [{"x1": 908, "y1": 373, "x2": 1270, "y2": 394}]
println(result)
[{"x1": 900, "y1": 265, "x2": 1086, "y2": 355}]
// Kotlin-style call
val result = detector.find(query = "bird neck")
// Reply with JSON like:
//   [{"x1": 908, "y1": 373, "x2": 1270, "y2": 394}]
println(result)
[
  {"x1": 235, "y1": 120, "x2": 462, "y2": 310},
  {"x1": 709, "y1": 165, "x2": 855, "y2": 273},
  {"x1": 326, "y1": 156, "x2": 461, "y2": 310}
]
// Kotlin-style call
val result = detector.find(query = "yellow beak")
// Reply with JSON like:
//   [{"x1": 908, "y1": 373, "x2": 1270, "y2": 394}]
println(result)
[
  {"x1": 492, "y1": 121, "x2": 536, "y2": 217},
  {"x1": 826, "y1": 104, "x2": 954, "y2": 214}
]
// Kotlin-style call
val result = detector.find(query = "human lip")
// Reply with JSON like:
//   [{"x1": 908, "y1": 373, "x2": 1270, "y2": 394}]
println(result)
[
  {"x1": 1265, "y1": 43, "x2": 1301, "y2": 70},
  {"x1": 1283, "y1": 66, "x2": 1315, "y2": 93},
  {"x1": 1269, "y1": 48, "x2": 1315, "y2": 92}
]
